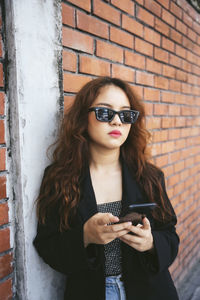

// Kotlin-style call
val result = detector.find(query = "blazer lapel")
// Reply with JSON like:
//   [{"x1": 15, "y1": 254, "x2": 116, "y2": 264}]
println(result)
[
  {"x1": 77, "y1": 166, "x2": 98, "y2": 225},
  {"x1": 121, "y1": 161, "x2": 145, "y2": 216}
]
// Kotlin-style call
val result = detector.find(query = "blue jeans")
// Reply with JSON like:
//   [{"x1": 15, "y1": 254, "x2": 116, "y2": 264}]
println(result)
[{"x1": 105, "y1": 274, "x2": 126, "y2": 300}]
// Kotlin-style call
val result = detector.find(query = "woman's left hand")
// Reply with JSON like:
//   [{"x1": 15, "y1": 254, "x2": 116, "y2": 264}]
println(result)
[{"x1": 119, "y1": 217, "x2": 154, "y2": 252}]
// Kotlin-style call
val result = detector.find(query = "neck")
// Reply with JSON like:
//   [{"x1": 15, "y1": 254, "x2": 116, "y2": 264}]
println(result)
[{"x1": 89, "y1": 145, "x2": 121, "y2": 171}]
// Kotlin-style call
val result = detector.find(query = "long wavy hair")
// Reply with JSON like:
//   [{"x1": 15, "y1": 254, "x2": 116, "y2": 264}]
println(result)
[{"x1": 36, "y1": 77, "x2": 173, "y2": 231}]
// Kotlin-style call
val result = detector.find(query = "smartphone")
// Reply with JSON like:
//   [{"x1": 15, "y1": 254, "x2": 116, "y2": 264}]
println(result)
[{"x1": 118, "y1": 203, "x2": 157, "y2": 225}]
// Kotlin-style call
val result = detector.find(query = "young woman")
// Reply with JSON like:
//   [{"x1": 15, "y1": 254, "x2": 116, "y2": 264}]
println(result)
[{"x1": 33, "y1": 77, "x2": 179, "y2": 300}]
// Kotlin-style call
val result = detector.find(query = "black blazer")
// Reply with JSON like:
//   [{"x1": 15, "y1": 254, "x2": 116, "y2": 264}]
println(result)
[{"x1": 33, "y1": 161, "x2": 179, "y2": 300}]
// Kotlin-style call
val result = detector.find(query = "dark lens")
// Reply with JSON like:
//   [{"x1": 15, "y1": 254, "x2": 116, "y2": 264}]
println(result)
[
  {"x1": 121, "y1": 111, "x2": 137, "y2": 123},
  {"x1": 96, "y1": 108, "x2": 114, "y2": 122}
]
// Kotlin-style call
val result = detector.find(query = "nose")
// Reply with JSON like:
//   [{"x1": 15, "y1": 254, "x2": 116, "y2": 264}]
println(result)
[{"x1": 110, "y1": 113, "x2": 122, "y2": 125}]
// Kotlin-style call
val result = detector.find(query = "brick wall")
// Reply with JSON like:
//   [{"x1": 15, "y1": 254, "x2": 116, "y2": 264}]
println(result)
[
  {"x1": 62, "y1": 0, "x2": 200, "y2": 286},
  {"x1": 0, "y1": 4, "x2": 13, "y2": 300}
]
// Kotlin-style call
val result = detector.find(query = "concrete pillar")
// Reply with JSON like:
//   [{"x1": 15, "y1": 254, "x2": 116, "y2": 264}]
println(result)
[{"x1": 4, "y1": 0, "x2": 65, "y2": 299}]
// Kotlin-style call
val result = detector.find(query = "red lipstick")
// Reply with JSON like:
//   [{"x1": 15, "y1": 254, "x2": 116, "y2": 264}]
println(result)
[{"x1": 108, "y1": 130, "x2": 122, "y2": 137}]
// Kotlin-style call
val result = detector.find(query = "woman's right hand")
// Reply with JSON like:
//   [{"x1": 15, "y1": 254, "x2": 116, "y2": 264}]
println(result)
[{"x1": 83, "y1": 213, "x2": 132, "y2": 247}]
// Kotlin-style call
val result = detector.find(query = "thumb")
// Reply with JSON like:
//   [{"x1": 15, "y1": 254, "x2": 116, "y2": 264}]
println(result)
[{"x1": 142, "y1": 217, "x2": 151, "y2": 230}]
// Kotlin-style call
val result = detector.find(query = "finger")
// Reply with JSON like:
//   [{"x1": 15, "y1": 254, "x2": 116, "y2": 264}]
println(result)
[
  {"x1": 128, "y1": 225, "x2": 145, "y2": 237},
  {"x1": 119, "y1": 233, "x2": 142, "y2": 245},
  {"x1": 105, "y1": 228, "x2": 132, "y2": 240},
  {"x1": 104, "y1": 222, "x2": 132, "y2": 233},
  {"x1": 142, "y1": 217, "x2": 151, "y2": 230},
  {"x1": 96, "y1": 213, "x2": 119, "y2": 226}
]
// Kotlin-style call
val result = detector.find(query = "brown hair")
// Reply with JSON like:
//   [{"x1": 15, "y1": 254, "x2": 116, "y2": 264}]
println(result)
[{"x1": 36, "y1": 77, "x2": 173, "y2": 230}]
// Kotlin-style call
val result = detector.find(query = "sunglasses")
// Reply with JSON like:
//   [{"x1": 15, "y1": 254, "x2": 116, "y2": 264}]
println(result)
[{"x1": 88, "y1": 107, "x2": 139, "y2": 124}]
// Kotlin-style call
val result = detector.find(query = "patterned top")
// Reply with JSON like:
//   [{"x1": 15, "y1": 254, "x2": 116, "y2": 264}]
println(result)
[{"x1": 97, "y1": 200, "x2": 122, "y2": 276}]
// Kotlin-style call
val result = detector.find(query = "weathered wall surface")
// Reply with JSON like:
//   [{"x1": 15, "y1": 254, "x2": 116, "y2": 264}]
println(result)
[
  {"x1": 2, "y1": 0, "x2": 65, "y2": 299},
  {"x1": 0, "y1": 2, "x2": 13, "y2": 299},
  {"x1": 62, "y1": 0, "x2": 200, "y2": 287}
]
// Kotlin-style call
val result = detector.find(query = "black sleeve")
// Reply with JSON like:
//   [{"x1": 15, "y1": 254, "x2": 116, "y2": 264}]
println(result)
[
  {"x1": 33, "y1": 168, "x2": 101, "y2": 275},
  {"x1": 138, "y1": 172, "x2": 179, "y2": 274},
  {"x1": 33, "y1": 214, "x2": 102, "y2": 275}
]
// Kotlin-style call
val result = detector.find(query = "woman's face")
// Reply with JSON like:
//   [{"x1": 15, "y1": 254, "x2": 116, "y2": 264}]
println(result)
[{"x1": 88, "y1": 85, "x2": 131, "y2": 151}]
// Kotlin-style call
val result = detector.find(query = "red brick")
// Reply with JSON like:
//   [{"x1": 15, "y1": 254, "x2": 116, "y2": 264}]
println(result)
[
  {"x1": 155, "y1": 154, "x2": 169, "y2": 167},
  {"x1": 62, "y1": 3, "x2": 75, "y2": 27},
  {"x1": 110, "y1": 27, "x2": 134, "y2": 49},
  {"x1": 162, "y1": 65, "x2": 176, "y2": 78},
  {"x1": 144, "y1": 0, "x2": 161, "y2": 17},
  {"x1": 169, "y1": 80, "x2": 181, "y2": 92},
  {"x1": 62, "y1": 27, "x2": 93, "y2": 54},
  {"x1": 193, "y1": 22, "x2": 200, "y2": 35},
  {"x1": 0, "y1": 92, "x2": 4, "y2": 115},
  {"x1": 63, "y1": 51, "x2": 76, "y2": 72},
  {"x1": 182, "y1": 37, "x2": 194, "y2": 52},
  {"x1": 176, "y1": 70, "x2": 187, "y2": 82},
  {"x1": 0, "y1": 63, "x2": 3, "y2": 87},
  {"x1": 152, "y1": 130, "x2": 168, "y2": 142},
  {"x1": 155, "y1": 18, "x2": 170, "y2": 36},
  {"x1": 183, "y1": 12, "x2": 193, "y2": 28},
  {"x1": 0, "y1": 253, "x2": 12, "y2": 279},
  {"x1": 188, "y1": 28, "x2": 197, "y2": 43},
  {"x1": 175, "y1": 45, "x2": 186, "y2": 59},
  {"x1": 157, "y1": 0, "x2": 169, "y2": 9},
  {"x1": 64, "y1": 95, "x2": 75, "y2": 113},
  {"x1": 154, "y1": 103, "x2": 168, "y2": 115},
  {"x1": 137, "y1": 7, "x2": 154, "y2": 27},
  {"x1": 151, "y1": 143, "x2": 162, "y2": 156},
  {"x1": 162, "y1": 9, "x2": 175, "y2": 26},
  {"x1": 136, "y1": 71, "x2": 154, "y2": 86},
  {"x1": 96, "y1": 40, "x2": 123, "y2": 63},
  {"x1": 146, "y1": 117, "x2": 161, "y2": 129},
  {"x1": 176, "y1": 19, "x2": 187, "y2": 35},
  {"x1": 169, "y1": 53, "x2": 182, "y2": 68},
  {"x1": 154, "y1": 76, "x2": 169, "y2": 90},
  {"x1": 146, "y1": 58, "x2": 162, "y2": 74},
  {"x1": 112, "y1": 64, "x2": 135, "y2": 82},
  {"x1": 0, "y1": 148, "x2": 6, "y2": 171},
  {"x1": 144, "y1": 27, "x2": 161, "y2": 46},
  {"x1": 144, "y1": 88, "x2": 160, "y2": 101},
  {"x1": 181, "y1": 83, "x2": 191, "y2": 94},
  {"x1": 162, "y1": 141, "x2": 174, "y2": 154},
  {"x1": 161, "y1": 91, "x2": 175, "y2": 103},
  {"x1": 170, "y1": 2, "x2": 182, "y2": 19},
  {"x1": 77, "y1": 11, "x2": 108, "y2": 39},
  {"x1": 169, "y1": 129, "x2": 181, "y2": 140},
  {"x1": 0, "y1": 228, "x2": 10, "y2": 252},
  {"x1": 122, "y1": 15, "x2": 143, "y2": 37},
  {"x1": 63, "y1": 73, "x2": 92, "y2": 93},
  {"x1": 0, "y1": 203, "x2": 9, "y2": 226},
  {"x1": 0, "y1": 120, "x2": 5, "y2": 144},
  {"x1": 154, "y1": 47, "x2": 169, "y2": 63},
  {"x1": 0, "y1": 176, "x2": 6, "y2": 199},
  {"x1": 94, "y1": 0, "x2": 121, "y2": 25},
  {"x1": 135, "y1": 38, "x2": 153, "y2": 57},
  {"x1": 0, "y1": 278, "x2": 12, "y2": 300},
  {"x1": 144, "y1": 102, "x2": 153, "y2": 115},
  {"x1": 169, "y1": 105, "x2": 181, "y2": 116},
  {"x1": 80, "y1": 56, "x2": 110, "y2": 76},
  {"x1": 162, "y1": 36, "x2": 175, "y2": 52},
  {"x1": 67, "y1": 0, "x2": 91, "y2": 12},
  {"x1": 131, "y1": 85, "x2": 144, "y2": 98},
  {"x1": 125, "y1": 50, "x2": 145, "y2": 69},
  {"x1": 111, "y1": 0, "x2": 135, "y2": 15},
  {"x1": 170, "y1": 28, "x2": 182, "y2": 44}
]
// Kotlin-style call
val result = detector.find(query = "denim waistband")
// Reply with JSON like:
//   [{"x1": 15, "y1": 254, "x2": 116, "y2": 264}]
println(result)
[{"x1": 106, "y1": 274, "x2": 123, "y2": 283}]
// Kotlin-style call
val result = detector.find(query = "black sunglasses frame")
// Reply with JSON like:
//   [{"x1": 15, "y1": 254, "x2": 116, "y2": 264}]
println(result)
[{"x1": 88, "y1": 107, "x2": 140, "y2": 124}]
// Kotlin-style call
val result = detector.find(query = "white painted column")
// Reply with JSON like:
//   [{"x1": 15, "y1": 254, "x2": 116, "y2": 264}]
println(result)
[{"x1": 4, "y1": 0, "x2": 65, "y2": 299}]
